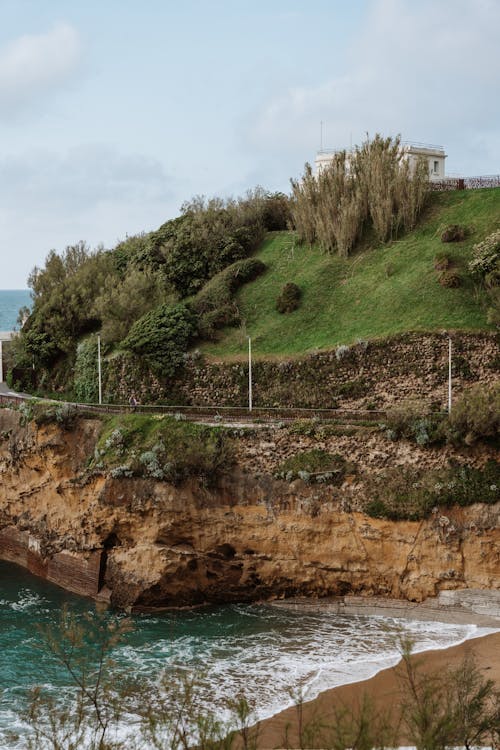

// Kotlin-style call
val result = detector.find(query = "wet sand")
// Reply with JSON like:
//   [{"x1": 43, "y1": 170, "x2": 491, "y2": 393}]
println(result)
[{"x1": 255, "y1": 600, "x2": 500, "y2": 748}]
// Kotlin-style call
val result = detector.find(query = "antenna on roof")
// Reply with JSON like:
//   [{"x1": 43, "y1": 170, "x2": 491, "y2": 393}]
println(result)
[{"x1": 320, "y1": 120, "x2": 323, "y2": 151}]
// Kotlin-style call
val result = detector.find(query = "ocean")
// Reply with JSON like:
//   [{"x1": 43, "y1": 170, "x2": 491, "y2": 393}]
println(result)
[
  {"x1": 0, "y1": 561, "x2": 495, "y2": 748},
  {"x1": 0, "y1": 290, "x2": 31, "y2": 331}
]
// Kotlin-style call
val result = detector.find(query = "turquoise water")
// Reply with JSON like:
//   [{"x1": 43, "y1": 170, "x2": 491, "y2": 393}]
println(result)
[
  {"x1": 0, "y1": 291, "x2": 31, "y2": 331},
  {"x1": 0, "y1": 561, "x2": 495, "y2": 748}
]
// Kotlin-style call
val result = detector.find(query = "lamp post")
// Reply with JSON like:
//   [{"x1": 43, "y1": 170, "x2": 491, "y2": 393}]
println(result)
[
  {"x1": 248, "y1": 336, "x2": 252, "y2": 413},
  {"x1": 97, "y1": 334, "x2": 102, "y2": 405}
]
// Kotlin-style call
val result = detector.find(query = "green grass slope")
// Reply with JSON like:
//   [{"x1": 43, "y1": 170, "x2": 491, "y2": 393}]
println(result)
[{"x1": 201, "y1": 188, "x2": 500, "y2": 358}]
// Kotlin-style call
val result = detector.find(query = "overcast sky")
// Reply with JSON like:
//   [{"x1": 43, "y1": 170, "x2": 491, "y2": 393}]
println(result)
[{"x1": 1, "y1": 0, "x2": 499, "y2": 288}]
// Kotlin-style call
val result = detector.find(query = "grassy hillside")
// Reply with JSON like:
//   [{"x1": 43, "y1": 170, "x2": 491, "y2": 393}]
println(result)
[{"x1": 201, "y1": 188, "x2": 500, "y2": 358}]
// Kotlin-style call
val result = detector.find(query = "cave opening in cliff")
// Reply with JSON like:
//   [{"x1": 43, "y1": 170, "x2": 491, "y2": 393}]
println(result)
[{"x1": 98, "y1": 532, "x2": 121, "y2": 591}]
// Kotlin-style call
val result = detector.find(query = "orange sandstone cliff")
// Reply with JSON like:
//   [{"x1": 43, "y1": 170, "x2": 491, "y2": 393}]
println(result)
[{"x1": 0, "y1": 408, "x2": 498, "y2": 609}]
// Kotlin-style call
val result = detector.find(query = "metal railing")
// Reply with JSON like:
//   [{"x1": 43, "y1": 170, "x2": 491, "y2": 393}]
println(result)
[
  {"x1": 0, "y1": 392, "x2": 386, "y2": 424},
  {"x1": 402, "y1": 140, "x2": 445, "y2": 151},
  {"x1": 431, "y1": 175, "x2": 500, "y2": 192}
]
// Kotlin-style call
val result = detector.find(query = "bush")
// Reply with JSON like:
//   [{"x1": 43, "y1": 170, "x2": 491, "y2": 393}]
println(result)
[
  {"x1": 122, "y1": 303, "x2": 197, "y2": 376},
  {"x1": 276, "y1": 282, "x2": 301, "y2": 314},
  {"x1": 275, "y1": 449, "x2": 353, "y2": 485},
  {"x1": 431, "y1": 460, "x2": 500, "y2": 509},
  {"x1": 442, "y1": 382, "x2": 500, "y2": 445},
  {"x1": 438, "y1": 269, "x2": 461, "y2": 288},
  {"x1": 335, "y1": 344, "x2": 350, "y2": 361},
  {"x1": 74, "y1": 337, "x2": 101, "y2": 402},
  {"x1": 382, "y1": 400, "x2": 444, "y2": 446},
  {"x1": 364, "y1": 467, "x2": 433, "y2": 520},
  {"x1": 440, "y1": 224, "x2": 467, "y2": 242},
  {"x1": 364, "y1": 461, "x2": 500, "y2": 521},
  {"x1": 469, "y1": 229, "x2": 500, "y2": 280},
  {"x1": 94, "y1": 414, "x2": 233, "y2": 486},
  {"x1": 192, "y1": 258, "x2": 266, "y2": 339}
]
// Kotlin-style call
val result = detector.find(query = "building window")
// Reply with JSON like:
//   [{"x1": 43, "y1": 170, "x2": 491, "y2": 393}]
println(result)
[{"x1": 434, "y1": 160, "x2": 439, "y2": 174}]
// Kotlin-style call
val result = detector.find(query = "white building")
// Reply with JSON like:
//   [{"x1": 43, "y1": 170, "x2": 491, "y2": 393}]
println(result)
[
  {"x1": 314, "y1": 141, "x2": 447, "y2": 182},
  {"x1": 402, "y1": 142, "x2": 447, "y2": 181}
]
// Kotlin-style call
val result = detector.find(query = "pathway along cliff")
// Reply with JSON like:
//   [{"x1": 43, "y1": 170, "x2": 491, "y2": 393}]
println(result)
[{"x1": 0, "y1": 403, "x2": 498, "y2": 610}]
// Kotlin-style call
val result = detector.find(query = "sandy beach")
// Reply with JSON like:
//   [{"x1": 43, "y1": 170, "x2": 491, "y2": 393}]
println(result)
[{"x1": 255, "y1": 597, "x2": 500, "y2": 748}]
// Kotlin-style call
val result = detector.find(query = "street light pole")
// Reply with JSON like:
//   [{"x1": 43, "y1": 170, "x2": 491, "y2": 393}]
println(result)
[
  {"x1": 448, "y1": 336, "x2": 452, "y2": 414},
  {"x1": 97, "y1": 334, "x2": 102, "y2": 405},
  {"x1": 248, "y1": 336, "x2": 252, "y2": 413}
]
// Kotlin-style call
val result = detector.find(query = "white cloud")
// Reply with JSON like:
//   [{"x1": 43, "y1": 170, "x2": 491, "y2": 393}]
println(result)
[
  {"x1": 248, "y1": 0, "x2": 500, "y2": 176},
  {"x1": 0, "y1": 23, "x2": 81, "y2": 115}
]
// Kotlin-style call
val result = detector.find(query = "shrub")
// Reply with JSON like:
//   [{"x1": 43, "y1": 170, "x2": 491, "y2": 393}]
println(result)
[
  {"x1": 335, "y1": 344, "x2": 350, "y2": 361},
  {"x1": 122, "y1": 303, "x2": 197, "y2": 376},
  {"x1": 276, "y1": 282, "x2": 301, "y2": 314},
  {"x1": 192, "y1": 258, "x2": 266, "y2": 339},
  {"x1": 468, "y1": 229, "x2": 500, "y2": 280},
  {"x1": 275, "y1": 450, "x2": 353, "y2": 485},
  {"x1": 364, "y1": 467, "x2": 433, "y2": 520},
  {"x1": 382, "y1": 401, "x2": 444, "y2": 446},
  {"x1": 438, "y1": 269, "x2": 461, "y2": 288},
  {"x1": 440, "y1": 224, "x2": 467, "y2": 243},
  {"x1": 441, "y1": 382, "x2": 500, "y2": 445},
  {"x1": 33, "y1": 402, "x2": 89, "y2": 430},
  {"x1": 364, "y1": 461, "x2": 500, "y2": 521},
  {"x1": 431, "y1": 461, "x2": 500, "y2": 508},
  {"x1": 287, "y1": 419, "x2": 318, "y2": 437},
  {"x1": 74, "y1": 337, "x2": 101, "y2": 403},
  {"x1": 94, "y1": 414, "x2": 233, "y2": 486}
]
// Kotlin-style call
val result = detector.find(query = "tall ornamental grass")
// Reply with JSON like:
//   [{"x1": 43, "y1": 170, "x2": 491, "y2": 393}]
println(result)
[{"x1": 291, "y1": 134, "x2": 430, "y2": 256}]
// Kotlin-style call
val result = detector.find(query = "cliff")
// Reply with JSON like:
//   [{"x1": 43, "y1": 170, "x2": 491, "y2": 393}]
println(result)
[{"x1": 0, "y1": 408, "x2": 498, "y2": 609}]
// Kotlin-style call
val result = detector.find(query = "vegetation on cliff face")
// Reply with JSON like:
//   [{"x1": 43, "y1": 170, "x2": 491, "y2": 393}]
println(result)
[
  {"x1": 275, "y1": 449, "x2": 355, "y2": 485},
  {"x1": 92, "y1": 413, "x2": 233, "y2": 485},
  {"x1": 364, "y1": 459, "x2": 500, "y2": 521},
  {"x1": 382, "y1": 382, "x2": 500, "y2": 447}
]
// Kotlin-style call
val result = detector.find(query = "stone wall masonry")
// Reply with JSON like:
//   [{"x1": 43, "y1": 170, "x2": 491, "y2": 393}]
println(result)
[
  {"x1": 177, "y1": 332, "x2": 499, "y2": 410},
  {"x1": 102, "y1": 332, "x2": 499, "y2": 409}
]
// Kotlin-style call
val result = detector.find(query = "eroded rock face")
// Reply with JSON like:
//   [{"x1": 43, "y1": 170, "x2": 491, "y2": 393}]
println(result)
[{"x1": 0, "y1": 411, "x2": 498, "y2": 609}]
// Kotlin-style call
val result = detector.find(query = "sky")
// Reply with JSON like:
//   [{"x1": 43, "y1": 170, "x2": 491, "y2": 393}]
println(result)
[{"x1": 1, "y1": 0, "x2": 499, "y2": 288}]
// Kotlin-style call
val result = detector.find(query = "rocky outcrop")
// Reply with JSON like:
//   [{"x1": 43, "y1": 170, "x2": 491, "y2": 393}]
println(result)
[{"x1": 0, "y1": 410, "x2": 498, "y2": 609}]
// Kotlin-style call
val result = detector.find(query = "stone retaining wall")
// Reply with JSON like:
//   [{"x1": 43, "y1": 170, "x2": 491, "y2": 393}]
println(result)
[{"x1": 104, "y1": 331, "x2": 499, "y2": 409}]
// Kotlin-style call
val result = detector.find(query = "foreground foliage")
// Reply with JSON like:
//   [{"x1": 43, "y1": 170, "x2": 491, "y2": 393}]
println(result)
[{"x1": 15, "y1": 610, "x2": 500, "y2": 749}]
